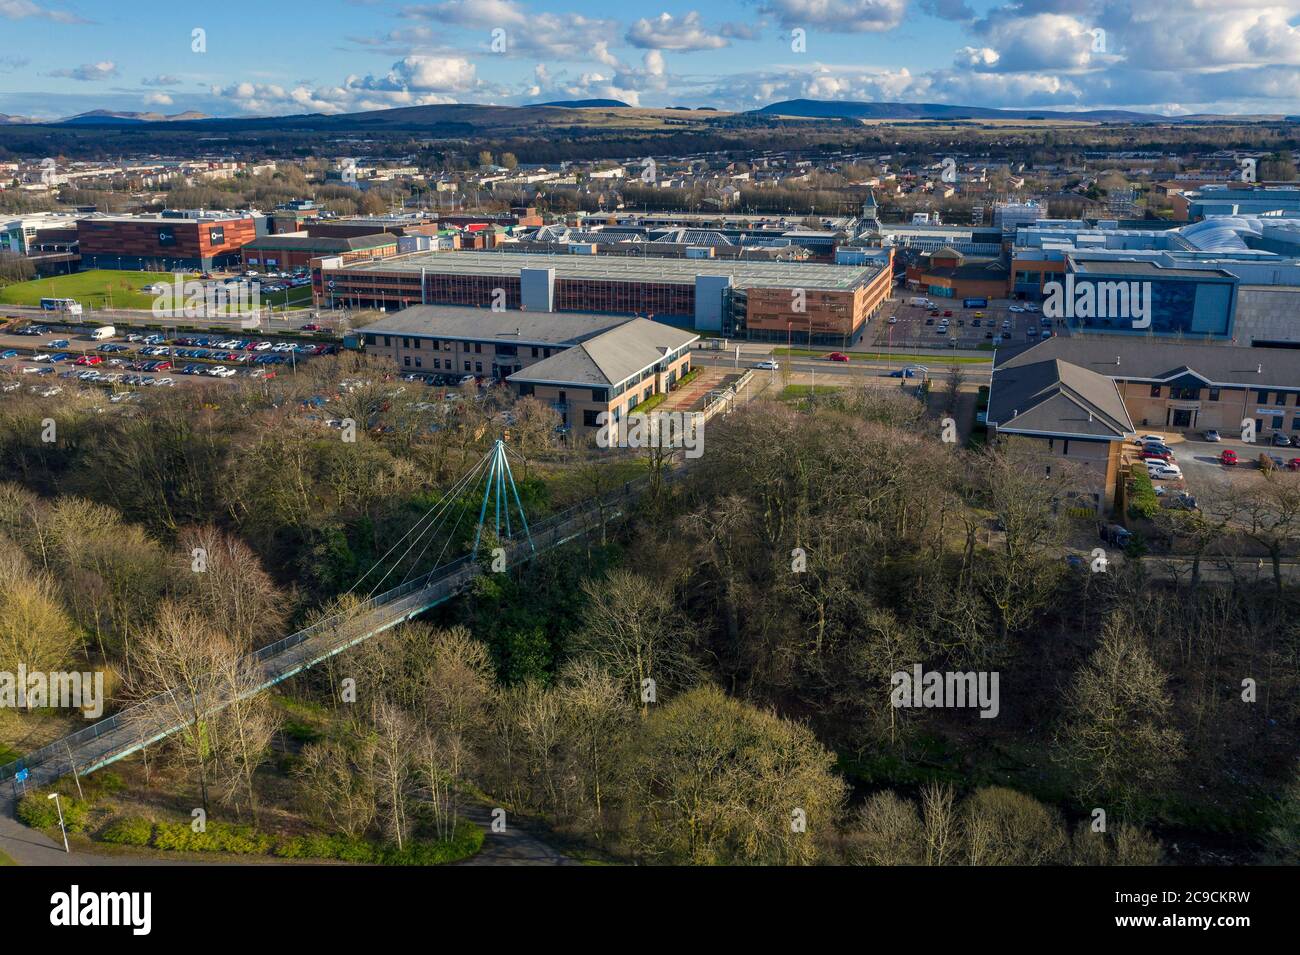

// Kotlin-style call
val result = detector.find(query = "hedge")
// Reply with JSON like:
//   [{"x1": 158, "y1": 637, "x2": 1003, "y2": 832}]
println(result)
[
  {"x1": 99, "y1": 816, "x2": 153, "y2": 846},
  {"x1": 17, "y1": 792, "x2": 91, "y2": 833},
  {"x1": 152, "y1": 820, "x2": 274, "y2": 855},
  {"x1": 1127, "y1": 464, "x2": 1160, "y2": 520}
]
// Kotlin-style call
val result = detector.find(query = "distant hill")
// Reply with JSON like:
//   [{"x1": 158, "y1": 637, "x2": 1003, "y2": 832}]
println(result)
[
  {"x1": 0, "y1": 113, "x2": 34, "y2": 125},
  {"x1": 531, "y1": 99, "x2": 630, "y2": 108},
  {"x1": 59, "y1": 109, "x2": 211, "y2": 125},
  {"x1": 753, "y1": 99, "x2": 1170, "y2": 123}
]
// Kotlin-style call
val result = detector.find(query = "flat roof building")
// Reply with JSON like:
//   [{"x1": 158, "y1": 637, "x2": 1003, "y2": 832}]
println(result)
[{"x1": 320, "y1": 248, "x2": 893, "y2": 347}]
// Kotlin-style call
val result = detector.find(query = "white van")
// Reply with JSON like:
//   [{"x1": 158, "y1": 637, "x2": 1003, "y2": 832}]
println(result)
[
  {"x1": 908, "y1": 297, "x2": 932, "y2": 308},
  {"x1": 90, "y1": 325, "x2": 115, "y2": 341}
]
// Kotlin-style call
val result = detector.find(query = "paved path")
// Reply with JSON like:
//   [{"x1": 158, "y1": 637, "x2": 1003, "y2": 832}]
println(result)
[
  {"x1": 0, "y1": 794, "x2": 180, "y2": 866},
  {"x1": 456, "y1": 803, "x2": 577, "y2": 866}
]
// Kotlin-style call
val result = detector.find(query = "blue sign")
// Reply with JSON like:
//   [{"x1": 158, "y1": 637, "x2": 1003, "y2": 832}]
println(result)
[{"x1": 15, "y1": 768, "x2": 29, "y2": 783}]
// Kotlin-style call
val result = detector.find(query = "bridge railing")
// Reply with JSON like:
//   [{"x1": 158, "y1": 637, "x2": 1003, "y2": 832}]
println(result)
[{"x1": 0, "y1": 480, "x2": 643, "y2": 785}]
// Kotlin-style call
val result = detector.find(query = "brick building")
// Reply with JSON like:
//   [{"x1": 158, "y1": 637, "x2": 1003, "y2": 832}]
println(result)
[{"x1": 78, "y1": 213, "x2": 257, "y2": 270}]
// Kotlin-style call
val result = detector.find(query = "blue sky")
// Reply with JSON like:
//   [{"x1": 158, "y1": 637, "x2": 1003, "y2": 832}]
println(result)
[{"x1": 3, "y1": 0, "x2": 1300, "y2": 119}]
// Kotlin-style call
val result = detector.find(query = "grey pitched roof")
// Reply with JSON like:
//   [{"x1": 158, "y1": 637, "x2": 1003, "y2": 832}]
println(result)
[
  {"x1": 508, "y1": 318, "x2": 697, "y2": 387},
  {"x1": 989, "y1": 357, "x2": 1134, "y2": 439},
  {"x1": 364, "y1": 305, "x2": 628, "y2": 347},
  {"x1": 995, "y1": 336, "x2": 1300, "y2": 389}
]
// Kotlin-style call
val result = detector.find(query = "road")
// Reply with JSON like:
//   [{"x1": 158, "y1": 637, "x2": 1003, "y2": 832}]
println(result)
[{"x1": 693, "y1": 350, "x2": 993, "y2": 384}]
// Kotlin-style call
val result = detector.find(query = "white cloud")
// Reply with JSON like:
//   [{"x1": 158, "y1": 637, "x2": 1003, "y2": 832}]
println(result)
[
  {"x1": 212, "y1": 55, "x2": 481, "y2": 115},
  {"x1": 757, "y1": 0, "x2": 908, "y2": 33},
  {"x1": 626, "y1": 12, "x2": 730, "y2": 51},
  {"x1": 401, "y1": 0, "x2": 619, "y2": 61},
  {"x1": 0, "y1": 0, "x2": 87, "y2": 23},
  {"x1": 50, "y1": 61, "x2": 119, "y2": 82},
  {"x1": 143, "y1": 92, "x2": 172, "y2": 106}
]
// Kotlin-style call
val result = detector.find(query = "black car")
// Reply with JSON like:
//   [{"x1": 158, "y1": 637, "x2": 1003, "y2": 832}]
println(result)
[{"x1": 1099, "y1": 523, "x2": 1132, "y2": 547}]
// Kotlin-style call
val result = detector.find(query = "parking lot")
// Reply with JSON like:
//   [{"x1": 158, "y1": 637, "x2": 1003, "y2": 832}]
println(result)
[
  {"x1": 873, "y1": 297, "x2": 1063, "y2": 351},
  {"x1": 0, "y1": 319, "x2": 340, "y2": 393},
  {"x1": 1122, "y1": 429, "x2": 1300, "y2": 511}
]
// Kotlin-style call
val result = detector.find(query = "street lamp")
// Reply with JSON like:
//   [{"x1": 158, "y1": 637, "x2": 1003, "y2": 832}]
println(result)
[{"x1": 47, "y1": 792, "x2": 69, "y2": 853}]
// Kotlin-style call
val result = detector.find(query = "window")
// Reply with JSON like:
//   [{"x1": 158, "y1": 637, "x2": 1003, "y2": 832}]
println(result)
[
  {"x1": 474, "y1": 361, "x2": 483, "y2": 373},
  {"x1": 432, "y1": 358, "x2": 440, "y2": 369},
  {"x1": 1170, "y1": 386, "x2": 1201, "y2": 401},
  {"x1": 413, "y1": 339, "x2": 421, "y2": 349},
  {"x1": 1256, "y1": 389, "x2": 1270, "y2": 403},
  {"x1": 474, "y1": 343, "x2": 482, "y2": 354},
  {"x1": 414, "y1": 357, "x2": 422, "y2": 368},
  {"x1": 1149, "y1": 385, "x2": 1162, "y2": 398},
  {"x1": 518, "y1": 383, "x2": 533, "y2": 397},
  {"x1": 1062, "y1": 439, "x2": 1070, "y2": 455},
  {"x1": 583, "y1": 409, "x2": 600, "y2": 428},
  {"x1": 1208, "y1": 387, "x2": 1220, "y2": 402},
  {"x1": 365, "y1": 333, "x2": 377, "y2": 345},
  {"x1": 464, "y1": 361, "x2": 471, "y2": 372},
  {"x1": 591, "y1": 387, "x2": 608, "y2": 402},
  {"x1": 403, "y1": 356, "x2": 411, "y2": 367},
  {"x1": 383, "y1": 336, "x2": 391, "y2": 347},
  {"x1": 531, "y1": 347, "x2": 539, "y2": 358},
  {"x1": 1273, "y1": 415, "x2": 1284, "y2": 429}
]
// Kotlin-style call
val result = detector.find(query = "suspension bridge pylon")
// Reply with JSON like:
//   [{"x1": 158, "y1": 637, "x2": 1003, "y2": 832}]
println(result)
[{"x1": 472, "y1": 438, "x2": 535, "y2": 558}]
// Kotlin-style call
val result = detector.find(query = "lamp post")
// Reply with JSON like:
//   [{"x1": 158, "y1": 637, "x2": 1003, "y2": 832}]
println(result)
[{"x1": 48, "y1": 792, "x2": 69, "y2": 853}]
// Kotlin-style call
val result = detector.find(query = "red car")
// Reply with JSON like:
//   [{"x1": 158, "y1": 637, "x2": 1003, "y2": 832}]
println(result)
[
  {"x1": 301, "y1": 323, "x2": 319, "y2": 331},
  {"x1": 74, "y1": 355, "x2": 103, "y2": 366},
  {"x1": 1140, "y1": 449, "x2": 1174, "y2": 463},
  {"x1": 1220, "y1": 449, "x2": 1238, "y2": 466},
  {"x1": 1288, "y1": 458, "x2": 1300, "y2": 471},
  {"x1": 825, "y1": 352, "x2": 850, "y2": 362},
  {"x1": 943, "y1": 310, "x2": 953, "y2": 317}
]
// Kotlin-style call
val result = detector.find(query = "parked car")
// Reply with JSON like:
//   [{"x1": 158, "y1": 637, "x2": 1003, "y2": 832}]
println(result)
[
  {"x1": 0, "y1": 349, "x2": 17, "y2": 359},
  {"x1": 74, "y1": 355, "x2": 102, "y2": 366},
  {"x1": 1148, "y1": 462, "x2": 1183, "y2": 480},
  {"x1": 1201, "y1": 430, "x2": 1221, "y2": 442},
  {"x1": 1288, "y1": 458, "x2": 1300, "y2": 471},
  {"x1": 1220, "y1": 449, "x2": 1238, "y2": 466},
  {"x1": 925, "y1": 318, "x2": 935, "y2": 326},
  {"x1": 1272, "y1": 432, "x2": 1294, "y2": 447},
  {"x1": 1100, "y1": 524, "x2": 1132, "y2": 547},
  {"x1": 825, "y1": 352, "x2": 850, "y2": 362},
  {"x1": 943, "y1": 310, "x2": 952, "y2": 317},
  {"x1": 755, "y1": 359, "x2": 779, "y2": 370},
  {"x1": 301, "y1": 323, "x2": 320, "y2": 331}
]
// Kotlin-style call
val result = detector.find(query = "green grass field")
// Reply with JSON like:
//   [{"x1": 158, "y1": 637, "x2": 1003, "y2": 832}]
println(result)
[{"x1": 0, "y1": 270, "x2": 312, "y2": 312}]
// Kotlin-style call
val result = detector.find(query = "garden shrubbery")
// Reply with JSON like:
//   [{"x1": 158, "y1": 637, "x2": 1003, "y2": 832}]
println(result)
[
  {"x1": 99, "y1": 816, "x2": 154, "y2": 846},
  {"x1": 88, "y1": 815, "x2": 484, "y2": 864},
  {"x1": 17, "y1": 792, "x2": 90, "y2": 833}
]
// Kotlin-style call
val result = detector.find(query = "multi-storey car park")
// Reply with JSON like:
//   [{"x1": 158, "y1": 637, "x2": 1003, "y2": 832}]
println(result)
[{"x1": 313, "y1": 248, "x2": 895, "y2": 347}]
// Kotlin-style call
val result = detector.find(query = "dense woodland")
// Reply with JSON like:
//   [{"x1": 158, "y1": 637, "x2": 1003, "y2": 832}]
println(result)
[{"x1": 0, "y1": 356, "x2": 1297, "y2": 864}]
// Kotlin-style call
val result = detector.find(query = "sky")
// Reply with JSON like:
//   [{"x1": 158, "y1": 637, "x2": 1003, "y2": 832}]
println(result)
[{"x1": 3, "y1": 0, "x2": 1300, "y2": 119}]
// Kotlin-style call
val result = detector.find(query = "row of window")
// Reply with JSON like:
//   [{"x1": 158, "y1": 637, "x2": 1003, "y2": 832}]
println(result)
[
  {"x1": 1149, "y1": 385, "x2": 1296, "y2": 405},
  {"x1": 365, "y1": 333, "x2": 557, "y2": 360}
]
